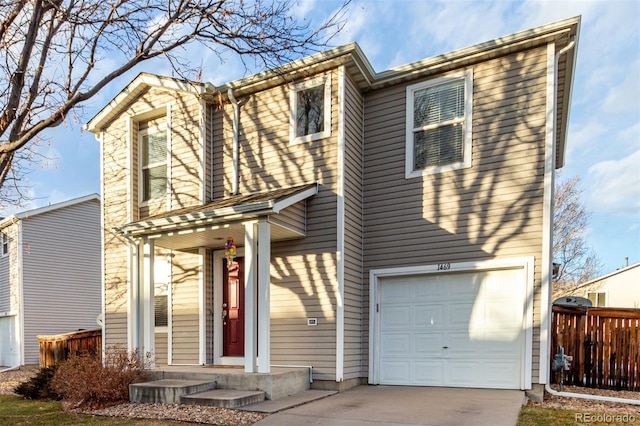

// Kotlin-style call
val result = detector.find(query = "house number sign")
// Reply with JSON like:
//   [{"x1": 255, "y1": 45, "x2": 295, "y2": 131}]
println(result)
[{"x1": 437, "y1": 263, "x2": 451, "y2": 271}]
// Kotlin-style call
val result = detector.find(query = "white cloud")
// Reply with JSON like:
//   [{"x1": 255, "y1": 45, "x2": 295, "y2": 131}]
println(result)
[
  {"x1": 588, "y1": 150, "x2": 640, "y2": 215},
  {"x1": 603, "y1": 59, "x2": 640, "y2": 114},
  {"x1": 566, "y1": 120, "x2": 607, "y2": 160}
]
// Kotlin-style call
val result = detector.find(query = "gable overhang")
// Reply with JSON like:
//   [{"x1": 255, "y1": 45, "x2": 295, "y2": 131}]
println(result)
[
  {"x1": 0, "y1": 193, "x2": 100, "y2": 230},
  {"x1": 115, "y1": 183, "x2": 318, "y2": 250},
  {"x1": 85, "y1": 73, "x2": 215, "y2": 134}
]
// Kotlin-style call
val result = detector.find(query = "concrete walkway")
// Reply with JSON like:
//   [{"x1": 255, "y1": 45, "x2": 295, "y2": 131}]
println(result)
[{"x1": 254, "y1": 385, "x2": 525, "y2": 426}]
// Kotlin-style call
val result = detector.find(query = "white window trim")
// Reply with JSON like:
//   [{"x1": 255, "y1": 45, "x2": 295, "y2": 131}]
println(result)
[
  {"x1": 405, "y1": 69, "x2": 473, "y2": 178},
  {"x1": 138, "y1": 123, "x2": 169, "y2": 207},
  {"x1": 290, "y1": 75, "x2": 332, "y2": 145}
]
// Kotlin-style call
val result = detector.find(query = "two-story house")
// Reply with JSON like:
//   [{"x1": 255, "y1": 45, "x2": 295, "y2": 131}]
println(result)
[
  {"x1": 86, "y1": 16, "x2": 580, "y2": 396},
  {"x1": 0, "y1": 194, "x2": 101, "y2": 366}
]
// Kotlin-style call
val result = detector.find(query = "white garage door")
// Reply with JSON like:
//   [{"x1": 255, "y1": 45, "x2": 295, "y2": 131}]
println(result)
[
  {"x1": 379, "y1": 268, "x2": 525, "y2": 389},
  {"x1": 0, "y1": 316, "x2": 19, "y2": 367}
]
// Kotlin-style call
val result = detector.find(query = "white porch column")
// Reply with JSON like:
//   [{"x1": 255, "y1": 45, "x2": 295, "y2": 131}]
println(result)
[
  {"x1": 244, "y1": 222, "x2": 258, "y2": 373},
  {"x1": 257, "y1": 219, "x2": 271, "y2": 373},
  {"x1": 140, "y1": 237, "x2": 155, "y2": 365},
  {"x1": 129, "y1": 241, "x2": 141, "y2": 352}
]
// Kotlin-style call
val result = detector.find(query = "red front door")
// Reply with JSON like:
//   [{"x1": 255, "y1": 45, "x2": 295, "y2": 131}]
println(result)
[{"x1": 223, "y1": 257, "x2": 244, "y2": 356}]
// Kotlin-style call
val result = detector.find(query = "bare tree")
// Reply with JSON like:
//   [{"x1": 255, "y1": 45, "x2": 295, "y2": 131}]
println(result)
[
  {"x1": 0, "y1": 0, "x2": 349, "y2": 207},
  {"x1": 553, "y1": 174, "x2": 602, "y2": 295}
]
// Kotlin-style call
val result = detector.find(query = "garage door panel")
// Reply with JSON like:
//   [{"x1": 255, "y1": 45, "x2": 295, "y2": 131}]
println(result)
[
  {"x1": 380, "y1": 360, "x2": 411, "y2": 384},
  {"x1": 414, "y1": 304, "x2": 443, "y2": 326},
  {"x1": 447, "y1": 333, "x2": 482, "y2": 353},
  {"x1": 448, "y1": 303, "x2": 475, "y2": 326},
  {"x1": 414, "y1": 361, "x2": 445, "y2": 384},
  {"x1": 381, "y1": 305, "x2": 411, "y2": 328},
  {"x1": 378, "y1": 268, "x2": 524, "y2": 389},
  {"x1": 415, "y1": 333, "x2": 443, "y2": 354},
  {"x1": 484, "y1": 362, "x2": 521, "y2": 388},
  {"x1": 447, "y1": 361, "x2": 482, "y2": 386},
  {"x1": 381, "y1": 333, "x2": 412, "y2": 354}
]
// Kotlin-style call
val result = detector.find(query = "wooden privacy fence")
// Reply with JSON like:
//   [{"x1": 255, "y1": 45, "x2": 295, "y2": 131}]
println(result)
[
  {"x1": 551, "y1": 305, "x2": 640, "y2": 391},
  {"x1": 38, "y1": 328, "x2": 102, "y2": 368}
]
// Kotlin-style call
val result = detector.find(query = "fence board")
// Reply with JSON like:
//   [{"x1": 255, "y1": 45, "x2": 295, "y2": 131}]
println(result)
[
  {"x1": 551, "y1": 305, "x2": 640, "y2": 391},
  {"x1": 38, "y1": 329, "x2": 102, "y2": 368}
]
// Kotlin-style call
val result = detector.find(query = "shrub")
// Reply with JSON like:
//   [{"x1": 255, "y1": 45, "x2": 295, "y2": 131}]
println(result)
[
  {"x1": 50, "y1": 346, "x2": 151, "y2": 409},
  {"x1": 14, "y1": 365, "x2": 60, "y2": 400}
]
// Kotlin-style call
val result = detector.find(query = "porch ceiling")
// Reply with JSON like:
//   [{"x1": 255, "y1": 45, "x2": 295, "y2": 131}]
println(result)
[
  {"x1": 116, "y1": 183, "x2": 318, "y2": 251},
  {"x1": 150, "y1": 219, "x2": 304, "y2": 251}
]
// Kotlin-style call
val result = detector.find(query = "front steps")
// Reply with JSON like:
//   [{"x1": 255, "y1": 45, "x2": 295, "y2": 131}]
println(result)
[
  {"x1": 130, "y1": 379, "x2": 217, "y2": 404},
  {"x1": 130, "y1": 366, "x2": 312, "y2": 408},
  {"x1": 182, "y1": 389, "x2": 265, "y2": 408}
]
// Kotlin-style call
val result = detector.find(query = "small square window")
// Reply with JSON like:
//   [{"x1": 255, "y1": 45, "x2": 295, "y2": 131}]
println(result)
[
  {"x1": 406, "y1": 70, "x2": 473, "y2": 178},
  {"x1": 290, "y1": 76, "x2": 331, "y2": 144}
]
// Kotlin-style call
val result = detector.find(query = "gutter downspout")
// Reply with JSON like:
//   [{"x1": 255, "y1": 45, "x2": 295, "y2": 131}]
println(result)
[
  {"x1": 544, "y1": 38, "x2": 639, "y2": 406},
  {"x1": 227, "y1": 89, "x2": 240, "y2": 195}
]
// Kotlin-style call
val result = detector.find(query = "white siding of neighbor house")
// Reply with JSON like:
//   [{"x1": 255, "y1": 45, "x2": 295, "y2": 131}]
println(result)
[
  {"x1": 21, "y1": 198, "x2": 102, "y2": 364},
  {"x1": 572, "y1": 264, "x2": 640, "y2": 308},
  {"x1": 362, "y1": 46, "x2": 547, "y2": 383}
]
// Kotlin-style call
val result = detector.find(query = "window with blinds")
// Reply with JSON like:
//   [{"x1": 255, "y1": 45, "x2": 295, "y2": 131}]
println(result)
[
  {"x1": 140, "y1": 127, "x2": 167, "y2": 202},
  {"x1": 405, "y1": 70, "x2": 473, "y2": 178}
]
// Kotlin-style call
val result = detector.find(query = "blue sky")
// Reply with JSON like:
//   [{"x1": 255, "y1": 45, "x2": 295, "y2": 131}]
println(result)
[{"x1": 3, "y1": 0, "x2": 639, "y2": 275}]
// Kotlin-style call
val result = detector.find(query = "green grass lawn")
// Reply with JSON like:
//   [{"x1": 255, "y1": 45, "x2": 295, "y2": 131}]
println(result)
[
  {"x1": 518, "y1": 405, "x2": 639, "y2": 426},
  {"x1": 0, "y1": 395, "x2": 201, "y2": 425}
]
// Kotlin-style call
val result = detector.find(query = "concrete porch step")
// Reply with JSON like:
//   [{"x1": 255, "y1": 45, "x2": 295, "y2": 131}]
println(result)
[
  {"x1": 181, "y1": 389, "x2": 265, "y2": 408},
  {"x1": 130, "y1": 379, "x2": 217, "y2": 404}
]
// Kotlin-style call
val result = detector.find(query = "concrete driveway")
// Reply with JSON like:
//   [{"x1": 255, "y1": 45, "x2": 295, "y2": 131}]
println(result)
[{"x1": 254, "y1": 385, "x2": 525, "y2": 426}]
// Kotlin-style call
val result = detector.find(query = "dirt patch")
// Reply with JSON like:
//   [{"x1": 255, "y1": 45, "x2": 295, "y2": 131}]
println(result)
[{"x1": 0, "y1": 366, "x2": 38, "y2": 395}]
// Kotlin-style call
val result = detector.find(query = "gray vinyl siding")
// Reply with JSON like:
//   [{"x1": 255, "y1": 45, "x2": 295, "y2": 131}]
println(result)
[
  {"x1": 215, "y1": 69, "x2": 340, "y2": 379},
  {"x1": 342, "y1": 73, "x2": 364, "y2": 380},
  {"x1": 170, "y1": 250, "x2": 200, "y2": 364},
  {"x1": 0, "y1": 229, "x2": 11, "y2": 313},
  {"x1": 268, "y1": 202, "x2": 306, "y2": 236},
  {"x1": 21, "y1": 199, "x2": 101, "y2": 364},
  {"x1": 362, "y1": 46, "x2": 547, "y2": 383},
  {"x1": 155, "y1": 332, "x2": 168, "y2": 366}
]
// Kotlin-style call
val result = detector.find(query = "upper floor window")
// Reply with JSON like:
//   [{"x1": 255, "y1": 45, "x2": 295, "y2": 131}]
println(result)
[
  {"x1": 405, "y1": 70, "x2": 473, "y2": 178},
  {"x1": 290, "y1": 75, "x2": 331, "y2": 144},
  {"x1": 140, "y1": 125, "x2": 167, "y2": 203},
  {"x1": 1, "y1": 232, "x2": 8, "y2": 256}
]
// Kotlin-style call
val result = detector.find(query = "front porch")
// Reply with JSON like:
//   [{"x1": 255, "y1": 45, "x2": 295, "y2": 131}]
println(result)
[
  {"x1": 117, "y1": 184, "x2": 319, "y2": 376},
  {"x1": 130, "y1": 365, "x2": 336, "y2": 410}
]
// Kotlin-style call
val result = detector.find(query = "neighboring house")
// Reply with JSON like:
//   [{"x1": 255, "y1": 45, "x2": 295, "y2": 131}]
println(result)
[
  {"x1": 569, "y1": 262, "x2": 640, "y2": 308},
  {"x1": 86, "y1": 16, "x2": 580, "y2": 396},
  {"x1": 0, "y1": 195, "x2": 101, "y2": 366}
]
